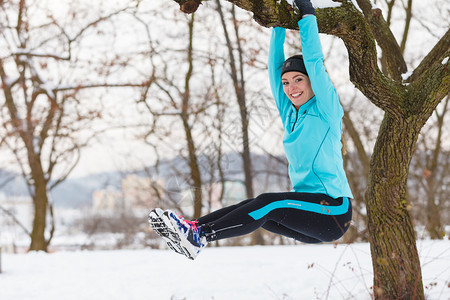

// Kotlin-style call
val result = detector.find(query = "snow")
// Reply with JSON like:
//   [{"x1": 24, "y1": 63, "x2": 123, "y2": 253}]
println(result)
[
  {"x1": 281, "y1": 0, "x2": 368, "y2": 14},
  {"x1": 402, "y1": 71, "x2": 413, "y2": 81},
  {"x1": 283, "y1": 0, "x2": 377, "y2": 12},
  {"x1": 311, "y1": 0, "x2": 341, "y2": 8},
  {"x1": 2, "y1": 76, "x2": 18, "y2": 88},
  {"x1": 40, "y1": 82, "x2": 56, "y2": 99},
  {"x1": 443, "y1": 57, "x2": 449, "y2": 65},
  {"x1": 0, "y1": 240, "x2": 448, "y2": 299},
  {"x1": 285, "y1": 0, "x2": 341, "y2": 9}
]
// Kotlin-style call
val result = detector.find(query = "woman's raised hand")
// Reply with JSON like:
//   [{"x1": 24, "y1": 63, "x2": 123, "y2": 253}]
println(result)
[{"x1": 294, "y1": 0, "x2": 316, "y2": 18}]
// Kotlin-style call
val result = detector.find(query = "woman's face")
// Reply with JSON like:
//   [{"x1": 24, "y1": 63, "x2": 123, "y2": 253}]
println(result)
[{"x1": 281, "y1": 71, "x2": 314, "y2": 109}]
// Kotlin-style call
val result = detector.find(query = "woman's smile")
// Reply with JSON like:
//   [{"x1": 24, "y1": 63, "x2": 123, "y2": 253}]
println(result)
[{"x1": 281, "y1": 72, "x2": 314, "y2": 109}]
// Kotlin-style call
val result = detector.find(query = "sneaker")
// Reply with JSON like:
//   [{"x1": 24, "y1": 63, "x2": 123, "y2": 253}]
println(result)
[
  {"x1": 162, "y1": 210, "x2": 208, "y2": 260},
  {"x1": 149, "y1": 208, "x2": 171, "y2": 238},
  {"x1": 148, "y1": 208, "x2": 186, "y2": 257}
]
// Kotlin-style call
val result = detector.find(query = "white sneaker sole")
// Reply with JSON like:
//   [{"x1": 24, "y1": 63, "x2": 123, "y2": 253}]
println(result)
[{"x1": 148, "y1": 209, "x2": 188, "y2": 257}]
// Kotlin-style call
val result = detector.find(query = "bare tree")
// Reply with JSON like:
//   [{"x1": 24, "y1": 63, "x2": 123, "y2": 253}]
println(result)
[
  {"x1": 409, "y1": 97, "x2": 449, "y2": 239},
  {"x1": 342, "y1": 108, "x2": 371, "y2": 242},
  {"x1": 0, "y1": 0, "x2": 150, "y2": 251},
  {"x1": 170, "y1": 0, "x2": 449, "y2": 298},
  {"x1": 139, "y1": 12, "x2": 209, "y2": 219},
  {"x1": 379, "y1": 0, "x2": 413, "y2": 73},
  {"x1": 215, "y1": 0, "x2": 255, "y2": 200}
]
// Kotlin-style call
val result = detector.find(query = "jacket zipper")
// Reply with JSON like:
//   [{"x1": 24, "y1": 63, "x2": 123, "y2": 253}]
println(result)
[
  {"x1": 291, "y1": 110, "x2": 299, "y2": 132},
  {"x1": 291, "y1": 109, "x2": 306, "y2": 132}
]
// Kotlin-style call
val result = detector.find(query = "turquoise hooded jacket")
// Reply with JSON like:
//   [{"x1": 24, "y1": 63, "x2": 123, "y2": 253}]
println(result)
[{"x1": 268, "y1": 16, "x2": 353, "y2": 199}]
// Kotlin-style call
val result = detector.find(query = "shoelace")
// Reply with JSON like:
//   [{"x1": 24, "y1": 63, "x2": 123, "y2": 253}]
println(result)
[
  {"x1": 184, "y1": 219, "x2": 200, "y2": 232},
  {"x1": 177, "y1": 213, "x2": 200, "y2": 233}
]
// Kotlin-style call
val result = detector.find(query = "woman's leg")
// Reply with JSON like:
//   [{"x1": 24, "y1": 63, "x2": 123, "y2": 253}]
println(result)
[
  {"x1": 200, "y1": 192, "x2": 352, "y2": 243},
  {"x1": 196, "y1": 198, "x2": 254, "y2": 225},
  {"x1": 262, "y1": 221, "x2": 321, "y2": 244},
  {"x1": 265, "y1": 197, "x2": 352, "y2": 243}
]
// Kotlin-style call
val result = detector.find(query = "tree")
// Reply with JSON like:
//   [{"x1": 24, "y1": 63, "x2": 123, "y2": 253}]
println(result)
[
  {"x1": 341, "y1": 106, "x2": 371, "y2": 242},
  {"x1": 0, "y1": 0, "x2": 149, "y2": 251},
  {"x1": 169, "y1": 0, "x2": 449, "y2": 298},
  {"x1": 215, "y1": 0, "x2": 274, "y2": 244},
  {"x1": 139, "y1": 2, "x2": 274, "y2": 222},
  {"x1": 409, "y1": 97, "x2": 449, "y2": 239},
  {"x1": 215, "y1": 0, "x2": 255, "y2": 200},
  {"x1": 138, "y1": 5, "x2": 227, "y2": 219},
  {"x1": 146, "y1": 13, "x2": 205, "y2": 219}
]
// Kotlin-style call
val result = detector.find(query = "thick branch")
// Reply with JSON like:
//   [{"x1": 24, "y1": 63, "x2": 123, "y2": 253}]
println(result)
[
  {"x1": 403, "y1": 29, "x2": 450, "y2": 122},
  {"x1": 0, "y1": 61, "x2": 22, "y2": 130},
  {"x1": 408, "y1": 47, "x2": 450, "y2": 121},
  {"x1": 172, "y1": 0, "x2": 298, "y2": 27},
  {"x1": 409, "y1": 28, "x2": 450, "y2": 83},
  {"x1": 317, "y1": 2, "x2": 405, "y2": 119},
  {"x1": 355, "y1": 0, "x2": 407, "y2": 81}
]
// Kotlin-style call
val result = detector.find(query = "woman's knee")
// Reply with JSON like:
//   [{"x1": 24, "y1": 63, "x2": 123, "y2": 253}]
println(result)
[
  {"x1": 255, "y1": 192, "x2": 285, "y2": 205},
  {"x1": 318, "y1": 221, "x2": 351, "y2": 242}
]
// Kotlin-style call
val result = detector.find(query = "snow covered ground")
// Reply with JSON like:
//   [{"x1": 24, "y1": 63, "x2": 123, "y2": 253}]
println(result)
[{"x1": 0, "y1": 240, "x2": 448, "y2": 300}]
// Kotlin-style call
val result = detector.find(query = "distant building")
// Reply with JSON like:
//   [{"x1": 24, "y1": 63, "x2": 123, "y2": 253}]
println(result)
[
  {"x1": 92, "y1": 187, "x2": 123, "y2": 212},
  {"x1": 0, "y1": 194, "x2": 33, "y2": 230},
  {"x1": 121, "y1": 175, "x2": 164, "y2": 210},
  {"x1": 91, "y1": 175, "x2": 165, "y2": 213},
  {"x1": 222, "y1": 181, "x2": 246, "y2": 206},
  {"x1": 179, "y1": 181, "x2": 246, "y2": 217},
  {"x1": 0, "y1": 194, "x2": 34, "y2": 251},
  {"x1": 208, "y1": 181, "x2": 246, "y2": 206}
]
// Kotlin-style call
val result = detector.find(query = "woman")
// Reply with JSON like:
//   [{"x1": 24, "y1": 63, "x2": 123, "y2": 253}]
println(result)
[{"x1": 149, "y1": 0, "x2": 353, "y2": 260}]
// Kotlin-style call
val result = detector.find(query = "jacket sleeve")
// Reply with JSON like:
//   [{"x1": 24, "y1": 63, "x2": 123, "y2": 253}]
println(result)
[
  {"x1": 268, "y1": 27, "x2": 291, "y2": 123},
  {"x1": 298, "y1": 15, "x2": 344, "y2": 124}
]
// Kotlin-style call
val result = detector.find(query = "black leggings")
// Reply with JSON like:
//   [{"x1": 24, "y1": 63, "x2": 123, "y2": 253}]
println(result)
[{"x1": 197, "y1": 192, "x2": 352, "y2": 243}]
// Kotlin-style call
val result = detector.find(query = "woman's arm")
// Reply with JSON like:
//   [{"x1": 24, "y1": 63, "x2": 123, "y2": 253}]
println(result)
[
  {"x1": 268, "y1": 27, "x2": 291, "y2": 122},
  {"x1": 299, "y1": 15, "x2": 344, "y2": 124}
]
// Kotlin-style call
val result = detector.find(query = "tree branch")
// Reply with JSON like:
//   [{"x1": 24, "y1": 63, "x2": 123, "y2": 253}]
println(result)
[
  {"x1": 408, "y1": 48, "x2": 450, "y2": 120},
  {"x1": 343, "y1": 111, "x2": 370, "y2": 172},
  {"x1": 53, "y1": 82, "x2": 150, "y2": 92},
  {"x1": 355, "y1": 0, "x2": 407, "y2": 81},
  {"x1": 316, "y1": 2, "x2": 406, "y2": 119},
  {"x1": 399, "y1": 0, "x2": 412, "y2": 54},
  {"x1": 408, "y1": 28, "x2": 450, "y2": 83},
  {"x1": 0, "y1": 205, "x2": 32, "y2": 237}
]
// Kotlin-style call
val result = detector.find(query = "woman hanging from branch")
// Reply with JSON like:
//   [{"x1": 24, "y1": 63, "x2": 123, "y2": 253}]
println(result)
[{"x1": 149, "y1": 0, "x2": 353, "y2": 260}]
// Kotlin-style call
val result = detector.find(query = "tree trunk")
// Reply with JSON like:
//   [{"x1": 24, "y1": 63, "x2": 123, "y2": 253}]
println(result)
[
  {"x1": 240, "y1": 99, "x2": 254, "y2": 199},
  {"x1": 29, "y1": 157, "x2": 49, "y2": 251},
  {"x1": 366, "y1": 114, "x2": 423, "y2": 299},
  {"x1": 423, "y1": 98, "x2": 448, "y2": 239},
  {"x1": 182, "y1": 115, "x2": 203, "y2": 219},
  {"x1": 342, "y1": 111, "x2": 370, "y2": 242},
  {"x1": 182, "y1": 13, "x2": 203, "y2": 219},
  {"x1": 215, "y1": 0, "x2": 255, "y2": 200},
  {"x1": 425, "y1": 194, "x2": 443, "y2": 239}
]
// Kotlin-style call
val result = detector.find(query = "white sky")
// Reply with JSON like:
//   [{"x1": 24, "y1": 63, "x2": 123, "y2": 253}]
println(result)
[{"x1": 0, "y1": 0, "x2": 448, "y2": 179}]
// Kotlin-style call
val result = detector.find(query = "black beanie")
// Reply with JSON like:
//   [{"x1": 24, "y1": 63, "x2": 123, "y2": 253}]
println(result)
[{"x1": 281, "y1": 55, "x2": 308, "y2": 77}]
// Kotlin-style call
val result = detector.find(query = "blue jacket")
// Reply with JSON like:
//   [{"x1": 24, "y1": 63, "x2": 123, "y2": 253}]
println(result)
[{"x1": 268, "y1": 16, "x2": 353, "y2": 199}]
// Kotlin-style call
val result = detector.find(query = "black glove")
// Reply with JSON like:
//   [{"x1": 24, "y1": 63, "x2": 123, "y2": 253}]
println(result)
[{"x1": 294, "y1": 0, "x2": 316, "y2": 18}]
